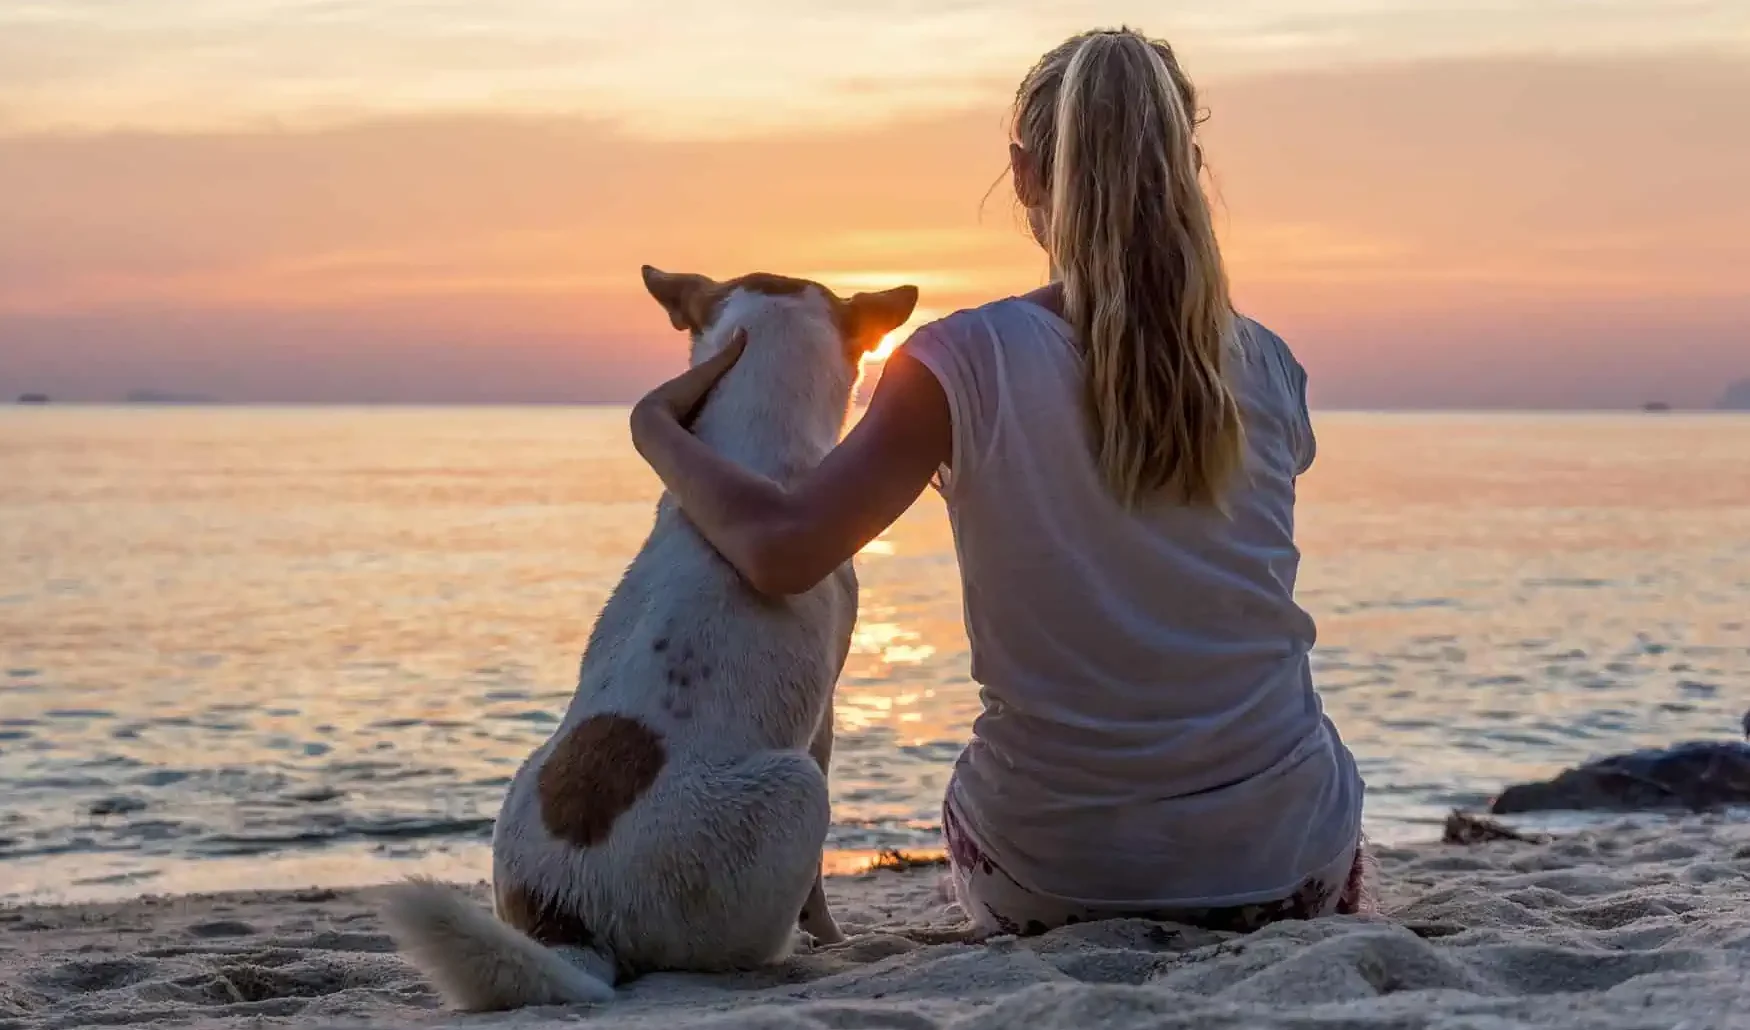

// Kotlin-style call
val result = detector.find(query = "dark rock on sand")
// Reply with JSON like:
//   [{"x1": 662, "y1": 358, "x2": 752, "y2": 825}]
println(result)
[
  {"x1": 1443, "y1": 810, "x2": 1547, "y2": 845},
  {"x1": 87, "y1": 795, "x2": 148, "y2": 817},
  {"x1": 1489, "y1": 711, "x2": 1750, "y2": 815}
]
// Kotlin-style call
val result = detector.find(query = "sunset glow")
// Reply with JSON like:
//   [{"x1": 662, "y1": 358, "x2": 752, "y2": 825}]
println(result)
[
  {"x1": 1, "y1": 2, "x2": 1746, "y2": 407},
  {"x1": 866, "y1": 309, "x2": 943, "y2": 365},
  {"x1": 867, "y1": 327, "x2": 911, "y2": 366}
]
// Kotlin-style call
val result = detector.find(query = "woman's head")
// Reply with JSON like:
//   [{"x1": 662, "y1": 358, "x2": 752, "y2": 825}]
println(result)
[{"x1": 1011, "y1": 27, "x2": 1244, "y2": 510}]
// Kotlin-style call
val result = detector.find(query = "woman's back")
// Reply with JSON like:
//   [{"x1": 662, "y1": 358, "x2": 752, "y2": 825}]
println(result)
[
  {"x1": 627, "y1": 24, "x2": 1372, "y2": 933},
  {"x1": 905, "y1": 297, "x2": 1363, "y2": 908}
]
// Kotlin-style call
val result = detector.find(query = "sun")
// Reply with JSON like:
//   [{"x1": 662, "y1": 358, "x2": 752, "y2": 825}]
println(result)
[
  {"x1": 794, "y1": 271, "x2": 939, "y2": 367},
  {"x1": 861, "y1": 309, "x2": 936, "y2": 366},
  {"x1": 867, "y1": 328, "x2": 906, "y2": 363}
]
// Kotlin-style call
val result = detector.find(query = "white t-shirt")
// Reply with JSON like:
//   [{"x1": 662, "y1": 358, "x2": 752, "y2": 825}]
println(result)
[{"x1": 903, "y1": 297, "x2": 1364, "y2": 909}]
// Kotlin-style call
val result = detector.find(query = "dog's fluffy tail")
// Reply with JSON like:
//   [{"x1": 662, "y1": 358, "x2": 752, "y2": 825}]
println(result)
[{"x1": 377, "y1": 877, "x2": 615, "y2": 1011}]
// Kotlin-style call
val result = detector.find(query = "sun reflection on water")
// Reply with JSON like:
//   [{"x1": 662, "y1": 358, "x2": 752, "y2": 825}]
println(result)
[
  {"x1": 851, "y1": 614, "x2": 937, "y2": 666},
  {"x1": 4, "y1": 409, "x2": 1749, "y2": 902}
]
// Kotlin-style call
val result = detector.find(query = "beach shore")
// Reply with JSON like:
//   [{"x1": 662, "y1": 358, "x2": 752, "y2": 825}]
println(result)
[{"x1": 3, "y1": 815, "x2": 1748, "y2": 1029}]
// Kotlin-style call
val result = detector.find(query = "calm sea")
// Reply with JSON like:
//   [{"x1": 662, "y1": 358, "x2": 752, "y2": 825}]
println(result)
[{"x1": 2, "y1": 407, "x2": 1747, "y2": 903}]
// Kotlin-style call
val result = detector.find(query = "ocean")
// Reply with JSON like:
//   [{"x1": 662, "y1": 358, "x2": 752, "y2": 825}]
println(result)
[{"x1": 2, "y1": 407, "x2": 1747, "y2": 904}]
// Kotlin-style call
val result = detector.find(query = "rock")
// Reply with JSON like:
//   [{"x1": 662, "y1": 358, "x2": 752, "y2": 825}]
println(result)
[
  {"x1": 87, "y1": 796, "x2": 148, "y2": 817},
  {"x1": 1490, "y1": 710, "x2": 1750, "y2": 815},
  {"x1": 1443, "y1": 810, "x2": 1546, "y2": 845}
]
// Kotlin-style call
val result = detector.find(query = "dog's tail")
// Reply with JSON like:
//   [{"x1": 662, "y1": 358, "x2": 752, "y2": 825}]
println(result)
[{"x1": 377, "y1": 877, "x2": 615, "y2": 1011}]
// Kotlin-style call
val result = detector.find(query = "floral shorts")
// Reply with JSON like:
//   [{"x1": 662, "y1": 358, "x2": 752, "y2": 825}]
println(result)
[{"x1": 941, "y1": 797, "x2": 1375, "y2": 937}]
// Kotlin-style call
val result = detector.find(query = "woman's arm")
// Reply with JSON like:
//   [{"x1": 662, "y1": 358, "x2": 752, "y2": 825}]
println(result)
[{"x1": 631, "y1": 339, "x2": 950, "y2": 597}]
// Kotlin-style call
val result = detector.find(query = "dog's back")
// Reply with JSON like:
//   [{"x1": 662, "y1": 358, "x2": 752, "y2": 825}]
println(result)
[
  {"x1": 381, "y1": 269, "x2": 918, "y2": 1011},
  {"x1": 555, "y1": 483, "x2": 855, "y2": 763}
]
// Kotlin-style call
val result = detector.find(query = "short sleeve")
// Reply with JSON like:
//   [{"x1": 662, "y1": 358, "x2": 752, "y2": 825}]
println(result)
[
  {"x1": 896, "y1": 313, "x2": 993, "y2": 500},
  {"x1": 1241, "y1": 316, "x2": 1317, "y2": 477},
  {"x1": 1287, "y1": 354, "x2": 1317, "y2": 475}
]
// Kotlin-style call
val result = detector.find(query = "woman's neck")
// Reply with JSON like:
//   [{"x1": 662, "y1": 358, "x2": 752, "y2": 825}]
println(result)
[{"x1": 1021, "y1": 280, "x2": 1067, "y2": 321}]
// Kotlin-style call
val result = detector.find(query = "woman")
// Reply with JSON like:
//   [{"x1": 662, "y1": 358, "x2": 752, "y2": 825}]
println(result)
[{"x1": 630, "y1": 26, "x2": 1370, "y2": 936}]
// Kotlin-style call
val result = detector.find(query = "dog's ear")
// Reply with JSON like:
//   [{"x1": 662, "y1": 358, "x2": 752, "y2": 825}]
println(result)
[
  {"x1": 843, "y1": 286, "x2": 920, "y2": 354},
  {"x1": 642, "y1": 265, "x2": 719, "y2": 333}
]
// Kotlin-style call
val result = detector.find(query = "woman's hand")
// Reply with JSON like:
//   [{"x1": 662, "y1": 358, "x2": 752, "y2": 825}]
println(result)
[
  {"x1": 631, "y1": 329, "x2": 748, "y2": 436},
  {"x1": 628, "y1": 341, "x2": 948, "y2": 598}
]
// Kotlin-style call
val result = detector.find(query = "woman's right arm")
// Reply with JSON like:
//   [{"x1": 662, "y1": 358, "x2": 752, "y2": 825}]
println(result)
[{"x1": 634, "y1": 349, "x2": 950, "y2": 597}]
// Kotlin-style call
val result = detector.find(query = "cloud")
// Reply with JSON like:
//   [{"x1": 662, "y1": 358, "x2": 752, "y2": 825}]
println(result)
[
  {"x1": 3, "y1": 1, "x2": 1746, "y2": 137},
  {"x1": 1205, "y1": 55, "x2": 1750, "y2": 293},
  {"x1": 1, "y1": 53, "x2": 1745, "y2": 407}
]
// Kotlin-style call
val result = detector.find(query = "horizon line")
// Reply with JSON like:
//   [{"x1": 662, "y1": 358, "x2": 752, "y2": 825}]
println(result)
[{"x1": 9, "y1": 400, "x2": 1749, "y2": 416}]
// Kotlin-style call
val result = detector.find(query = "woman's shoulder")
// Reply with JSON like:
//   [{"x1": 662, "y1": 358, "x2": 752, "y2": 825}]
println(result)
[
  {"x1": 915, "y1": 297, "x2": 1008, "y2": 337},
  {"x1": 1233, "y1": 313, "x2": 1318, "y2": 472},
  {"x1": 908, "y1": 295, "x2": 1058, "y2": 351},
  {"x1": 897, "y1": 306, "x2": 986, "y2": 388},
  {"x1": 897, "y1": 297, "x2": 1051, "y2": 415},
  {"x1": 1234, "y1": 313, "x2": 1307, "y2": 381},
  {"x1": 1235, "y1": 312, "x2": 1288, "y2": 351}
]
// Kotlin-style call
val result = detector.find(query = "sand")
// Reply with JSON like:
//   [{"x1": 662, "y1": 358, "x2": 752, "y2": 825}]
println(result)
[{"x1": 3, "y1": 816, "x2": 1749, "y2": 1030}]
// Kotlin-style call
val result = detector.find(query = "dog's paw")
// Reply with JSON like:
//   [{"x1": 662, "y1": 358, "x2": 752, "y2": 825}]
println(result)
[
  {"x1": 799, "y1": 905, "x2": 847, "y2": 949},
  {"x1": 813, "y1": 927, "x2": 847, "y2": 947},
  {"x1": 792, "y1": 924, "x2": 847, "y2": 954}
]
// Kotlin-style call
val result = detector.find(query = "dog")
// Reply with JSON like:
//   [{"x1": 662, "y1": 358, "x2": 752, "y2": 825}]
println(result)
[{"x1": 376, "y1": 266, "x2": 919, "y2": 1011}]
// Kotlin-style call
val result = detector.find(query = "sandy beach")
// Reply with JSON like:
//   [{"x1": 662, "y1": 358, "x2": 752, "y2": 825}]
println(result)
[{"x1": 3, "y1": 815, "x2": 1747, "y2": 1030}]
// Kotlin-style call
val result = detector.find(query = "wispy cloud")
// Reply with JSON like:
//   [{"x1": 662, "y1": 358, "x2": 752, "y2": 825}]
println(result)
[
  {"x1": 2, "y1": 53, "x2": 1745, "y2": 407},
  {"x1": 2, "y1": 1, "x2": 1745, "y2": 137}
]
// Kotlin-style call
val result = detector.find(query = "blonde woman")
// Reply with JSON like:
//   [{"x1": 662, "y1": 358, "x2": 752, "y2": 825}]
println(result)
[{"x1": 631, "y1": 26, "x2": 1370, "y2": 936}]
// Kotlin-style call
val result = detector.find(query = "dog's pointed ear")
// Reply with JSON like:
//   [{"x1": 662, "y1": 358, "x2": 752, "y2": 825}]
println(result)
[
  {"x1": 642, "y1": 265, "x2": 718, "y2": 333},
  {"x1": 843, "y1": 285, "x2": 920, "y2": 354}
]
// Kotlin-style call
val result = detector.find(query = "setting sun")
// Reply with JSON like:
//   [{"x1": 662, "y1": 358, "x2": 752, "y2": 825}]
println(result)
[
  {"x1": 801, "y1": 270, "x2": 954, "y2": 366},
  {"x1": 1, "y1": 2, "x2": 1744, "y2": 410},
  {"x1": 865, "y1": 309, "x2": 939, "y2": 364},
  {"x1": 867, "y1": 330, "x2": 905, "y2": 363}
]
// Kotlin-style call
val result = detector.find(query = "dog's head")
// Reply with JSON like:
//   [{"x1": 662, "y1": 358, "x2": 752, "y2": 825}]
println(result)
[{"x1": 640, "y1": 266, "x2": 918, "y2": 371}]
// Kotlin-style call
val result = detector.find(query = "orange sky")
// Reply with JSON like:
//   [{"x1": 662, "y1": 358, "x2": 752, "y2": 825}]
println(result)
[{"x1": 2, "y1": 3, "x2": 1748, "y2": 407}]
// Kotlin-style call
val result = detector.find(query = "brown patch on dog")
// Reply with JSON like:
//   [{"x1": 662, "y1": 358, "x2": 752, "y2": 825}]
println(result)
[
  {"x1": 537, "y1": 714, "x2": 666, "y2": 848},
  {"x1": 641, "y1": 265, "x2": 917, "y2": 361},
  {"x1": 495, "y1": 880, "x2": 595, "y2": 948}
]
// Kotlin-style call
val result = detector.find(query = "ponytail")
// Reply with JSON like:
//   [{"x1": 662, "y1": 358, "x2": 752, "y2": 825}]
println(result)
[{"x1": 1016, "y1": 28, "x2": 1244, "y2": 509}]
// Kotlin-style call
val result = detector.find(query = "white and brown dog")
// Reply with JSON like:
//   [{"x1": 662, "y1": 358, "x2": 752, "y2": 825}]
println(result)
[{"x1": 377, "y1": 267, "x2": 918, "y2": 1011}]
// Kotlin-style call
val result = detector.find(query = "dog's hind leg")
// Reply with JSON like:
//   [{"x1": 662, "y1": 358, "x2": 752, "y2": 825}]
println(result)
[
  {"x1": 798, "y1": 710, "x2": 845, "y2": 946},
  {"x1": 637, "y1": 750, "x2": 833, "y2": 972}
]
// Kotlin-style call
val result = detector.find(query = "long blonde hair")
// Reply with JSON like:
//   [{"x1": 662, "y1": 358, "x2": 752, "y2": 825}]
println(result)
[{"x1": 1015, "y1": 27, "x2": 1244, "y2": 509}]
